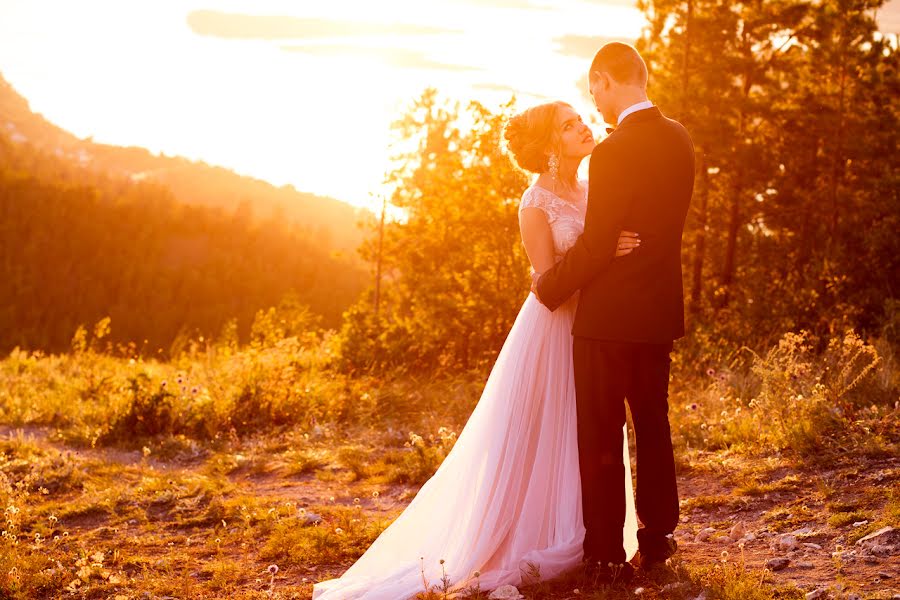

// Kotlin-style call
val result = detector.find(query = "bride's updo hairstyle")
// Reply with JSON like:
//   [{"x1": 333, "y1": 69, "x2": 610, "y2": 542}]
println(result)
[{"x1": 504, "y1": 101, "x2": 570, "y2": 174}]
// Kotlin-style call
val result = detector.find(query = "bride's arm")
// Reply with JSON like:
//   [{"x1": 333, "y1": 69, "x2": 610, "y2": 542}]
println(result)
[
  {"x1": 518, "y1": 207, "x2": 557, "y2": 277},
  {"x1": 520, "y1": 207, "x2": 640, "y2": 290}
]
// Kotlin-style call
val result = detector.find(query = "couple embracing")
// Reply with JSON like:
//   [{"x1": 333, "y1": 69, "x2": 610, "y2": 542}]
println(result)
[{"x1": 314, "y1": 42, "x2": 695, "y2": 599}]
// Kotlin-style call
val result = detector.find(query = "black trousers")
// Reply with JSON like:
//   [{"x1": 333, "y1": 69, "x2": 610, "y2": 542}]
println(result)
[{"x1": 573, "y1": 337, "x2": 679, "y2": 563}]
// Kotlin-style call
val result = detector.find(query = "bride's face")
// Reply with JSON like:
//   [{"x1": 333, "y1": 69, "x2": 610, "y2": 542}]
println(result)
[{"x1": 555, "y1": 105, "x2": 596, "y2": 159}]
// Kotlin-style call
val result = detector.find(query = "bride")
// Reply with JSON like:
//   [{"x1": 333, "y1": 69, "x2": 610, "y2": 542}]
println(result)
[{"x1": 312, "y1": 101, "x2": 640, "y2": 599}]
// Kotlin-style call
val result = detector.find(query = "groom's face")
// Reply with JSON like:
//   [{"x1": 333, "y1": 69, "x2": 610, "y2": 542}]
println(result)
[{"x1": 589, "y1": 72, "x2": 615, "y2": 125}]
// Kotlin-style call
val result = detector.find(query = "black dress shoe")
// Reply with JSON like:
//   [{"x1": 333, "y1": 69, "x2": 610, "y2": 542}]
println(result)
[{"x1": 638, "y1": 535, "x2": 678, "y2": 571}]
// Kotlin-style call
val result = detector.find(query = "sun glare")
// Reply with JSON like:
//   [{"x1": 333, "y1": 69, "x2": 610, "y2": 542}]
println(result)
[{"x1": 0, "y1": 0, "x2": 645, "y2": 208}]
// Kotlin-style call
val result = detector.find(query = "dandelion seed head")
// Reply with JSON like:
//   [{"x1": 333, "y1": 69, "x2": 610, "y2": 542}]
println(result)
[{"x1": 267, "y1": 564, "x2": 279, "y2": 574}]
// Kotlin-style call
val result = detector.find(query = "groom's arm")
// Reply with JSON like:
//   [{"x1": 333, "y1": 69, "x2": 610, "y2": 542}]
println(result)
[{"x1": 535, "y1": 140, "x2": 631, "y2": 311}]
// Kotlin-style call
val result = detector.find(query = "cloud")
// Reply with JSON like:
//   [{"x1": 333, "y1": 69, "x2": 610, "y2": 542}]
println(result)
[
  {"x1": 282, "y1": 45, "x2": 482, "y2": 72},
  {"x1": 186, "y1": 10, "x2": 458, "y2": 40},
  {"x1": 553, "y1": 34, "x2": 638, "y2": 59},
  {"x1": 579, "y1": 0, "x2": 641, "y2": 6},
  {"x1": 471, "y1": 82, "x2": 551, "y2": 99},
  {"x1": 450, "y1": 0, "x2": 553, "y2": 9}
]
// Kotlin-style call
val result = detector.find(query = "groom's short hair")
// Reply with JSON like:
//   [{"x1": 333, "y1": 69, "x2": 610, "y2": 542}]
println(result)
[{"x1": 590, "y1": 42, "x2": 648, "y2": 87}]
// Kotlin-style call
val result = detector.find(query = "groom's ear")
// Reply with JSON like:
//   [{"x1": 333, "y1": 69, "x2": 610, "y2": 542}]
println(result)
[{"x1": 591, "y1": 71, "x2": 610, "y2": 91}]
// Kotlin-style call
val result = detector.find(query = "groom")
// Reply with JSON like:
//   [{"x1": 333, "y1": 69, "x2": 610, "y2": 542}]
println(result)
[{"x1": 533, "y1": 42, "x2": 695, "y2": 579}]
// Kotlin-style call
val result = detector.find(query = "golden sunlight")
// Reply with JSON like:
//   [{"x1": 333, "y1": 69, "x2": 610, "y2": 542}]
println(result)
[{"x1": 0, "y1": 0, "x2": 647, "y2": 208}]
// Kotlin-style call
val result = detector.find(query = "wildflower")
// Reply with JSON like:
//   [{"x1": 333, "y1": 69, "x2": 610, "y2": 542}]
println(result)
[
  {"x1": 161, "y1": 380, "x2": 167, "y2": 388},
  {"x1": 267, "y1": 564, "x2": 279, "y2": 575},
  {"x1": 473, "y1": 570, "x2": 480, "y2": 577},
  {"x1": 689, "y1": 403, "x2": 698, "y2": 411},
  {"x1": 721, "y1": 550, "x2": 729, "y2": 561},
  {"x1": 706, "y1": 368, "x2": 715, "y2": 377},
  {"x1": 440, "y1": 559, "x2": 445, "y2": 565},
  {"x1": 353, "y1": 497, "x2": 360, "y2": 504},
  {"x1": 191, "y1": 386, "x2": 199, "y2": 395},
  {"x1": 177, "y1": 376, "x2": 183, "y2": 384},
  {"x1": 372, "y1": 491, "x2": 380, "y2": 498},
  {"x1": 335, "y1": 528, "x2": 343, "y2": 535}
]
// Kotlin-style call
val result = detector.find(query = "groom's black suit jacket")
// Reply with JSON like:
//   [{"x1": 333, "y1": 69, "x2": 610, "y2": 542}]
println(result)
[{"x1": 536, "y1": 106, "x2": 695, "y2": 343}]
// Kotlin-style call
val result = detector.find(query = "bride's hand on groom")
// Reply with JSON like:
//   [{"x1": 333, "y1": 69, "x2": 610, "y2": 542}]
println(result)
[{"x1": 616, "y1": 231, "x2": 640, "y2": 257}]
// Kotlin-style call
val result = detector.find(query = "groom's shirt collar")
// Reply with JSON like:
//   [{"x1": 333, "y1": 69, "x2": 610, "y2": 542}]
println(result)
[{"x1": 616, "y1": 100, "x2": 655, "y2": 126}]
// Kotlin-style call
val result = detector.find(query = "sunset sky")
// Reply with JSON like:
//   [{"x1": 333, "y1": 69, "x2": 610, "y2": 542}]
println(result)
[{"x1": 1, "y1": 0, "x2": 898, "y2": 210}]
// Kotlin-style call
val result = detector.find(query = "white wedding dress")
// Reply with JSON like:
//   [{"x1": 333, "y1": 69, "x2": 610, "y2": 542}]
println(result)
[{"x1": 312, "y1": 183, "x2": 638, "y2": 600}]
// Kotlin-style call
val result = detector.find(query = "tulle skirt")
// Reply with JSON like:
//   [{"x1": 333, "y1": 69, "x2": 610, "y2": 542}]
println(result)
[{"x1": 312, "y1": 292, "x2": 638, "y2": 599}]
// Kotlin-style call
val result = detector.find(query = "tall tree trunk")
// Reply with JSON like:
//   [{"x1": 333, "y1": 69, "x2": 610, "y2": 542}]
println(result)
[
  {"x1": 680, "y1": 0, "x2": 694, "y2": 119},
  {"x1": 828, "y1": 38, "x2": 847, "y2": 246},
  {"x1": 374, "y1": 194, "x2": 386, "y2": 316},
  {"x1": 720, "y1": 182, "x2": 741, "y2": 308},
  {"x1": 690, "y1": 150, "x2": 708, "y2": 314},
  {"x1": 718, "y1": 48, "x2": 754, "y2": 309}
]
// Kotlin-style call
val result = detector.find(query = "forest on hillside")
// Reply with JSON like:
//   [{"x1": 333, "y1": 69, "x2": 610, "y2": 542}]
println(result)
[
  {"x1": 0, "y1": 72, "x2": 367, "y2": 254},
  {"x1": 0, "y1": 129, "x2": 367, "y2": 355}
]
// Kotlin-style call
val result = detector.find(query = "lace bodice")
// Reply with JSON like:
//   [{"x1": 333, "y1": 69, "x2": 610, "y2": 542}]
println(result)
[{"x1": 518, "y1": 183, "x2": 588, "y2": 259}]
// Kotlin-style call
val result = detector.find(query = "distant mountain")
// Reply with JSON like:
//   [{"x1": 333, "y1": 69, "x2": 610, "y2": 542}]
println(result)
[
  {"x1": 0, "y1": 73, "x2": 372, "y2": 355},
  {"x1": 0, "y1": 73, "x2": 369, "y2": 255}
]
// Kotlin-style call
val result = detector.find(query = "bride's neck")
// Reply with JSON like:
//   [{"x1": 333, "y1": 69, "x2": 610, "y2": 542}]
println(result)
[{"x1": 540, "y1": 159, "x2": 580, "y2": 194}]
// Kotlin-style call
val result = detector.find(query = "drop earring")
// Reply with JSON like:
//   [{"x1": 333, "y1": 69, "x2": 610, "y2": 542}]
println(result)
[{"x1": 548, "y1": 152, "x2": 559, "y2": 181}]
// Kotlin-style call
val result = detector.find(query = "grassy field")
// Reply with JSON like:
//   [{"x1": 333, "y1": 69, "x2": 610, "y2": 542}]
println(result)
[{"x1": 1, "y1": 325, "x2": 898, "y2": 599}]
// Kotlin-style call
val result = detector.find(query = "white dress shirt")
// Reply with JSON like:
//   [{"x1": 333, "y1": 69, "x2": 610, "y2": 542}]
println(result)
[{"x1": 617, "y1": 100, "x2": 655, "y2": 125}]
